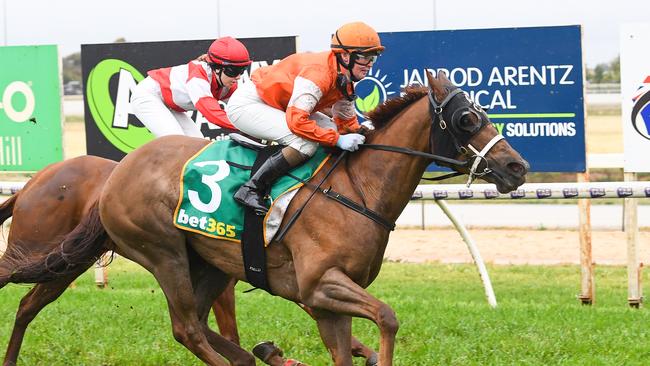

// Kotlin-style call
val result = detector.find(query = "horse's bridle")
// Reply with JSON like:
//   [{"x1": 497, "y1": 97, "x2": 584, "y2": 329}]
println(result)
[
  {"x1": 361, "y1": 86, "x2": 505, "y2": 187},
  {"x1": 276, "y1": 86, "x2": 507, "y2": 240},
  {"x1": 428, "y1": 87, "x2": 504, "y2": 186}
]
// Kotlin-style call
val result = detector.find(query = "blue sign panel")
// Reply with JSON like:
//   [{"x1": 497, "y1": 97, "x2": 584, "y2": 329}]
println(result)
[{"x1": 356, "y1": 26, "x2": 586, "y2": 172}]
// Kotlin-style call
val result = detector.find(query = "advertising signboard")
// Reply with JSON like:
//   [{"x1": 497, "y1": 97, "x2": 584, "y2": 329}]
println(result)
[
  {"x1": 358, "y1": 26, "x2": 586, "y2": 172},
  {"x1": 620, "y1": 23, "x2": 650, "y2": 173},
  {"x1": 0, "y1": 45, "x2": 63, "y2": 171}
]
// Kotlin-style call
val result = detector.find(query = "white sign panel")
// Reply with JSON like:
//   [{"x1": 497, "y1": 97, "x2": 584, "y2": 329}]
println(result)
[{"x1": 621, "y1": 24, "x2": 650, "y2": 173}]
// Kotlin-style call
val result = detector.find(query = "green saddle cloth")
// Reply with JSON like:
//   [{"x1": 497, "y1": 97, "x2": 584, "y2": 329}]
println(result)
[{"x1": 173, "y1": 140, "x2": 330, "y2": 242}]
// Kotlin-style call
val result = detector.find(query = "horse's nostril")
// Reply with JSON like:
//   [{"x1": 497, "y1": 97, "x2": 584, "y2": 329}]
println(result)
[{"x1": 508, "y1": 161, "x2": 528, "y2": 176}]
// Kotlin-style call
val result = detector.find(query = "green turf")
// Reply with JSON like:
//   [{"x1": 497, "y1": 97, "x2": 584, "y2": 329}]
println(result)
[{"x1": 0, "y1": 259, "x2": 648, "y2": 365}]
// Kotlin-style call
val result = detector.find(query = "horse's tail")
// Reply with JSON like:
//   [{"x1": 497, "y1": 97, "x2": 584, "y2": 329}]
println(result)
[
  {"x1": 1, "y1": 201, "x2": 109, "y2": 284},
  {"x1": 0, "y1": 192, "x2": 18, "y2": 225}
]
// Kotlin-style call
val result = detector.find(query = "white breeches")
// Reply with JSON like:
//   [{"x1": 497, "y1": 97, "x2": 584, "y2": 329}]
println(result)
[
  {"x1": 130, "y1": 76, "x2": 204, "y2": 138},
  {"x1": 225, "y1": 81, "x2": 336, "y2": 156}
]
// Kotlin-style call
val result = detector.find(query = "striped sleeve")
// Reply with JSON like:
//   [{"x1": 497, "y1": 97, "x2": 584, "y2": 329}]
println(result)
[
  {"x1": 186, "y1": 62, "x2": 236, "y2": 129},
  {"x1": 285, "y1": 66, "x2": 339, "y2": 145}
]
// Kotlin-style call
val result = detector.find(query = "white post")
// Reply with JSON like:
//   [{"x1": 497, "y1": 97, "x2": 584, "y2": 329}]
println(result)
[
  {"x1": 420, "y1": 200, "x2": 425, "y2": 230},
  {"x1": 435, "y1": 199, "x2": 497, "y2": 308},
  {"x1": 625, "y1": 172, "x2": 641, "y2": 307},
  {"x1": 94, "y1": 254, "x2": 109, "y2": 288}
]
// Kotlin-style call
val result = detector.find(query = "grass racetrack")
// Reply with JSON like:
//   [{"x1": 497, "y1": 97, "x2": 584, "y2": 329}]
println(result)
[{"x1": 1, "y1": 258, "x2": 649, "y2": 365}]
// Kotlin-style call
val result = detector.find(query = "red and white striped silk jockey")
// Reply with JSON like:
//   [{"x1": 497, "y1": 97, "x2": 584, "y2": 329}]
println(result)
[
  {"x1": 147, "y1": 61, "x2": 237, "y2": 129},
  {"x1": 131, "y1": 36, "x2": 251, "y2": 138}
]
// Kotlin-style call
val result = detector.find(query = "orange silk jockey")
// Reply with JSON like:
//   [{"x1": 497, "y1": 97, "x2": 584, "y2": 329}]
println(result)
[{"x1": 251, "y1": 51, "x2": 361, "y2": 146}]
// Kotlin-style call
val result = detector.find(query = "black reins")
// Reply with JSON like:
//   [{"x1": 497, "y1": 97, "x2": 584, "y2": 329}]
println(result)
[
  {"x1": 275, "y1": 88, "x2": 484, "y2": 241},
  {"x1": 359, "y1": 87, "x2": 473, "y2": 181}
]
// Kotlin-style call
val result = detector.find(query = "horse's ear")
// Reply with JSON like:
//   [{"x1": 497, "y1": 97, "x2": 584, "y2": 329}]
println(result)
[
  {"x1": 425, "y1": 70, "x2": 436, "y2": 88},
  {"x1": 438, "y1": 71, "x2": 451, "y2": 84},
  {"x1": 426, "y1": 70, "x2": 446, "y2": 103}
]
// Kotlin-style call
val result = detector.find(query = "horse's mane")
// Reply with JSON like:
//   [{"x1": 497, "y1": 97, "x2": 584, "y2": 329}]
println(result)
[{"x1": 365, "y1": 85, "x2": 429, "y2": 130}]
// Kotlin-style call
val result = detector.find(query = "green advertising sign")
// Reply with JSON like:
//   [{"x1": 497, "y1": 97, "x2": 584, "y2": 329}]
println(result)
[{"x1": 0, "y1": 45, "x2": 63, "y2": 171}]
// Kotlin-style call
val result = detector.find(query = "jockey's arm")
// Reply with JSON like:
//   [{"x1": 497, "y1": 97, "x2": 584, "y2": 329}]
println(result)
[
  {"x1": 186, "y1": 65, "x2": 237, "y2": 130},
  {"x1": 286, "y1": 76, "x2": 339, "y2": 146},
  {"x1": 193, "y1": 96, "x2": 236, "y2": 129},
  {"x1": 331, "y1": 99, "x2": 361, "y2": 134}
]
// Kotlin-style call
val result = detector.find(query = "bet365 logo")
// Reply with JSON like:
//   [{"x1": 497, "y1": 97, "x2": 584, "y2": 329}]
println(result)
[
  {"x1": 354, "y1": 69, "x2": 396, "y2": 119},
  {"x1": 0, "y1": 81, "x2": 35, "y2": 123}
]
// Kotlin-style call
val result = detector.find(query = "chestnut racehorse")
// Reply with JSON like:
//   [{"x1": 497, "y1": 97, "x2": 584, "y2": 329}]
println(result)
[
  {"x1": 0, "y1": 160, "x2": 376, "y2": 365},
  {"x1": 3, "y1": 72, "x2": 528, "y2": 365}
]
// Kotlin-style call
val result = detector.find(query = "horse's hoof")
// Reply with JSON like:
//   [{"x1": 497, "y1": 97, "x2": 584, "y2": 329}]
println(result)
[
  {"x1": 252, "y1": 341, "x2": 283, "y2": 364},
  {"x1": 365, "y1": 352, "x2": 379, "y2": 366}
]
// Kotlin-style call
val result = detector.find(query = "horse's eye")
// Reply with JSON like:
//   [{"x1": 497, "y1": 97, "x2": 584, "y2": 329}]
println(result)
[{"x1": 459, "y1": 114, "x2": 479, "y2": 133}]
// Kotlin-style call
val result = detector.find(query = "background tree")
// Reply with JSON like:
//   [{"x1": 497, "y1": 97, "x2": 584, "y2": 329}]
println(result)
[
  {"x1": 61, "y1": 37, "x2": 127, "y2": 93},
  {"x1": 586, "y1": 55, "x2": 620, "y2": 84},
  {"x1": 62, "y1": 52, "x2": 81, "y2": 84}
]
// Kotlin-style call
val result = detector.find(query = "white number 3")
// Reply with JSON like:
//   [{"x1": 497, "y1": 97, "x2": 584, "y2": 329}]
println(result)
[{"x1": 188, "y1": 160, "x2": 231, "y2": 213}]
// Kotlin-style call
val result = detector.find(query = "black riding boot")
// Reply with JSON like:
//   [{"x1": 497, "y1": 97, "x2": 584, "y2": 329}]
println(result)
[{"x1": 234, "y1": 149, "x2": 292, "y2": 215}]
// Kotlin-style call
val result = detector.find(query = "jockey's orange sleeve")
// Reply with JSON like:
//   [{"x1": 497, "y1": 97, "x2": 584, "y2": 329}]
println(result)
[
  {"x1": 252, "y1": 51, "x2": 358, "y2": 145},
  {"x1": 334, "y1": 115, "x2": 361, "y2": 134},
  {"x1": 286, "y1": 106, "x2": 339, "y2": 146}
]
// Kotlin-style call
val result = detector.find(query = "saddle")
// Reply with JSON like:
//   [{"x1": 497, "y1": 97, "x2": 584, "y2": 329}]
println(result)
[{"x1": 173, "y1": 134, "x2": 331, "y2": 293}]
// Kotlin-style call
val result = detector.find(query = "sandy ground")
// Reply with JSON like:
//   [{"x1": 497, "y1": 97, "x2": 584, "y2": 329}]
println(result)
[
  {"x1": 2, "y1": 225, "x2": 648, "y2": 266},
  {"x1": 385, "y1": 228, "x2": 650, "y2": 266}
]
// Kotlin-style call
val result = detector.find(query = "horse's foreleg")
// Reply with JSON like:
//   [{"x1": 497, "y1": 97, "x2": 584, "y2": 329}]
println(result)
[
  {"x1": 301, "y1": 268, "x2": 398, "y2": 366},
  {"x1": 311, "y1": 308, "x2": 353, "y2": 366},
  {"x1": 188, "y1": 248, "x2": 240, "y2": 344},
  {"x1": 128, "y1": 244, "x2": 229, "y2": 366},
  {"x1": 156, "y1": 267, "x2": 231, "y2": 365},
  {"x1": 3, "y1": 273, "x2": 81, "y2": 366},
  {"x1": 211, "y1": 278, "x2": 240, "y2": 345},
  {"x1": 297, "y1": 303, "x2": 378, "y2": 365},
  {"x1": 188, "y1": 253, "x2": 253, "y2": 365},
  {"x1": 154, "y1": 247, "x2": 253, "y2": 366}
]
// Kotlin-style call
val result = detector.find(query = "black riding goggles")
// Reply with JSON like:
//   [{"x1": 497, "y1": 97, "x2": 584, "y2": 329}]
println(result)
[
  {"x1": 210, "y1": 64, "x2": 247, "y2": 78},
  {"x1": 222, "y1": 65, "x2": 248, "y2": 77}
]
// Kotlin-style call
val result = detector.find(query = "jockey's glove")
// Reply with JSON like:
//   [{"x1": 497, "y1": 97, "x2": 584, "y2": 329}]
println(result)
[{"x1": 336, "y1": 133, "x2": 365, "y2": 152}]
